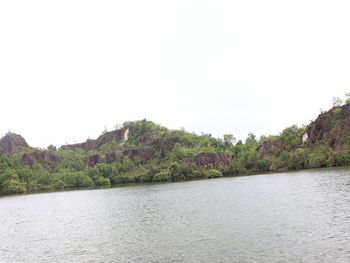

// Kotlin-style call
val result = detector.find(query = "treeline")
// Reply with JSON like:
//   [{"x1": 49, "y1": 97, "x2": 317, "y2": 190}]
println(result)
[{"x1": 0, "y1": 152, "x2": 225, "y2": 194}]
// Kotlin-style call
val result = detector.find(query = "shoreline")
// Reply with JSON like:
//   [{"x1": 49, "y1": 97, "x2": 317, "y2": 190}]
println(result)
[{"x1": 1, "y1": 165, "x2": 349, "y2": 199}]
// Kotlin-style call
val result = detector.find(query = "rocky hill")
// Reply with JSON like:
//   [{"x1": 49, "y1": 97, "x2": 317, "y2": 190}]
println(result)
[
  {"x1": 257, "y1": 103, "x2": 350, "y2": 157},
  {"x1": 1, "y1": 105, "x2": 350, "y2": 195},
  {"x1": 302, "y1": 104, "x2": 350, "y2": 151},
  {"x1": 0, "y1": 132, "x2": 30, "y2": 155}
]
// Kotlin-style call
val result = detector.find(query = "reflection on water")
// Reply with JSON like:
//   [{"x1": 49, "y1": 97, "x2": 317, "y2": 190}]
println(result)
[{"x1": 0, "y1": 168, "x2": 349, "y2": 262}]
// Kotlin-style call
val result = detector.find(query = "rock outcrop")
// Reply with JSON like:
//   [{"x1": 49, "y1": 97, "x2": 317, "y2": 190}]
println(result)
[
  {"x1": 256, "y1": 138, "x2": 283, "y2": 157},
  {"x1": 123, "y1": 148, "x2": 155, "y2": 162},
  {"x1": 61, "y1": 128, "x2": 127, "y2": 151},
  {"x1": 87, "y1": 153, "x2": 120, "y2": 167},
  {"x1": 22, "y1": 151, "x2": 60, "y2": 166},
  {"x1": 61, "y1": 139, "x2": 96, "y2": 151},
  {"x1": 193, "y1": 152, "x2": 233, "y2": 167},
  {"x1": 0, "y1": 133, "x2": 30, "y2": 155},
  {"x1": 302, "y1": 104, "x2": 350, "y2": 152},
  {"x1": 88, "y1": 154, "x2": 101, "y2": 167}
]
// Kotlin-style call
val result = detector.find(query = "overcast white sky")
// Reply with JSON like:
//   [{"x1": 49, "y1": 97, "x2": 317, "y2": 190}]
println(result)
[{"x1": 0, "y1": 1, "x2": 349, "y2": 148}]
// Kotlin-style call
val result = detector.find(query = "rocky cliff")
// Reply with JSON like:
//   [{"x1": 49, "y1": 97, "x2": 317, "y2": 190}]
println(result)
[
  {"x1": 22, "y1": 151, "x2": 60, "y2": 167},
  {"x1": 61, "y1": 128, "x2": 128, "y2": 151},
  {"x1": 256, "y1": 138, "x2": 284, "y2": 157},
  {"x1": 194, "y1": 152, "x2": 233, "y2": 167},
  {"x1": 302, "y1": 104, "x2": 350, "y2": 152},
  {"x1": 256, "y1": 103, "x2": 350, "y2": 157}
]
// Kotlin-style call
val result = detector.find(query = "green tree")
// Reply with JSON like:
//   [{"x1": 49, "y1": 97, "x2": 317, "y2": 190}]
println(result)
[
  {"x1": 0, "y1": 169, "x2": 26, "y2": 194},
  {"x1": 223, "y1": 134, "x2": 236, "y2": 146},
  {"x1": 280, "y1": 125, "x2": 302, "y2": 151},
  {"x1": 245, "y1": 133, "x2": 257, "y2": 146},
  {"x1": 332, "y1": 96, "x2": 343, "y2": 107},
  {"x1": 345, "y1": 93, "x2": 350, "y2": 104}
]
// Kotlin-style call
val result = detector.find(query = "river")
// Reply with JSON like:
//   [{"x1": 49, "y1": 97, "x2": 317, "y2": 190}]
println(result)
[{"x1": 0, "y1": 168, "x2": 349, "y2": 262}]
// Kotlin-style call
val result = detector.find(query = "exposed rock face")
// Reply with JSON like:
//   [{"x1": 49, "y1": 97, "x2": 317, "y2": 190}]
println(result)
[
  {"x1": 106, "y1": 152, "x2": 118, "y2": 163},
  {"x1": 61, "y1": 128, "x2": 127, "y2": 151},
  {"x1": 87, "y1": 153, "x2": 120, "y2": 167},
  {"x1": 137, "y1": 130, "x2": 159, "y2": 144},
  {"x1": 329, "y1": 137, "x2": 343, "y2": 152},
  {"x1": 0, "y1": 133, "x2": 30, "y2": 155},
  {"x1": 194, "y1": 152, "x2": 233, "y2": 167},
  {"x1": 22, "y1": 151, "x2": 59, "y2": 166},
  {"x1": 61, "y1": 139, "x2": 96, "y2": 151},
  {"x1": 123, "y1": 148, "x2": 155, "y2": 162},
  {"x1": 256, "y1": 104, "x2": 350, "y2": 155},
  {"x1": 302, "y1": 122, "x2": 324, "y2": 146},
  {"x1": 302, "y1": 104, "x2": 350, "y2": 152},
  {"x1": 256, "y1": 138, "x2": 283, "y2": 157},
  {"x1": 302, "y1": 132, "x2": 309, "y2": 145},
  {"x1": 124, "y1": 128, "x2": 129, "y2": 141},
  {"x1": 95, "y1": 129, "x2": 125, "y2": 148},
  {"x1": 88, "y1": 154, "x2": 101, "y2": 167}
]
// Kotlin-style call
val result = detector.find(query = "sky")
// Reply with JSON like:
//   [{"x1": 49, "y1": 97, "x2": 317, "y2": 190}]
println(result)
[{"x1": 0, "y1": 0, "x2": 350, "y2": 148}]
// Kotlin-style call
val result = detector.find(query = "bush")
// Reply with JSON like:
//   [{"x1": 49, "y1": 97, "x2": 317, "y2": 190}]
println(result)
[
  {"x1": 111, "y1": 175, "x2": 133, "y2": 184},
  {"x1": 168, "y1": 162, "x2": 194, "y2": 181},
  {"x1": 139, "y1": 173, "x2": 153, "y2": 183},
  {"x1": 152, "y1": 170, "x2": 171, "y2": 182},
  {"x1": 38, "y1": 184, "x2": 54, "y2": 191},
  {"x1": 95, "y1": 176, "x2": 111, "y2": 186},
  {"x1": 308, "y1": 152, "x2": 328, "y2": 168},
  {"x1": 219, "y1": 163, "x2": 239, "y2": 176},
  {"x1": 37, "y1": 172, "x2": 53, "y2": 186},
  {"x1": 58, "y1": 171, "x2": 95, "y2": 188},
  {"x1": 255, "y1": 159, "x2": 270, "y2": 172},
  {"x1": 237, "y1": 149, "x2": 258, "y2": 171},
  {"x1": 288, "y1": 148, "x2": 306, "y2": 170},
  {"x1": 2, "y1": 180, "x2": 27, "y2": 194},
  {"x1": 53, "y1": 179, "x2": 67, "y2": 189},
  {"x1": 306, "y1": 145, "x2": 332, "y2": 168},
  {"x1": 203, "y1": 169, "x2": 223, "y2": 178},
  {"x1": 95, "y1": 163, "x2": 117, "y2": 180},
  {"x1": 280, "y1": 125, "x2": 302, "y2": 151}
]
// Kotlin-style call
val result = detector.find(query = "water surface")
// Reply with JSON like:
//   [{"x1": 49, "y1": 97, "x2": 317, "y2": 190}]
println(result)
[{"x1": 1, "y1": 168, "x2": 349, "y2": 262}]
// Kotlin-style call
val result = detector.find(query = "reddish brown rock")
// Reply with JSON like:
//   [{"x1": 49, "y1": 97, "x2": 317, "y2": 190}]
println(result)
[
  {"x1": 256, "y1": 138, "x2": 283, "y2": 157},
  {"x1": 193, "y1": 152, "x2": 233, "y2": 167},
  {"x1": 0, "y1": 133, "x2": 30, "y2": 155},
  {"x1": 88, "y1": 154, "x2": 100, "y2": 167},
  {"x1": 303, "y1": 122, "x2": 324, "y2": 145},
  {"x1": 22, "y1": 151, "x2": 59, "y2": 166},
  {"x1": 61, "y1": 139, "x2": 96, "y2": 151},
  {"x1": 329, "y1": 137, "x2": 343, "y2": 152},
  {"x1": 302, "y1": 104, "x2": 350, "y2": 152},
  {"x1": 87, "y1": 152, "x2": 121, "y2": 167},
  {"x1": 105, "y1": 152, "x2": 118, "y2": 163},
  {"x1": 61, "y1": 129, "x2": 127, "y2": 151},
  {"x1": 123, "y1": 148, "x2": 155, "y2": 162}
]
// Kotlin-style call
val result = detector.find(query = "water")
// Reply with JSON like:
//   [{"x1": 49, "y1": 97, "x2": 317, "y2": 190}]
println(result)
[{"x1": 0, "y1": 168, "x2": 349, "y2": 263}]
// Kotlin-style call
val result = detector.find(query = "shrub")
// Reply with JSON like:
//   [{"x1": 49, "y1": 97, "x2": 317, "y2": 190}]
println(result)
[
  {"x1": 111, "y1": 176, "x2": 132, "y2": 184},
  {"x1": 203, "y1": 169, "x2": 223, "y2": 178},
  {"x1": 2, "y1": 180, "x2": 27, "y2": 194},
  {"x1": 152, "y1": 170, "x2": 171, "y2": 182},
  {"x1": 168, "y1": 162, "x2": 194, "y2": 181},
  {"x1": 95, "y1": 176, "x2": 111, "y2": 186},
  {"x1": 53, "y1": 179, "x2": 67, "y2": 189},
  {"x1": 59, "y1": 171, "x2": 95, "y2": 188}
]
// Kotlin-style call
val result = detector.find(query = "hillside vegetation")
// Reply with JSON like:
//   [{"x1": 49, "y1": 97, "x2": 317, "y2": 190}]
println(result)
[{"x1": 1, "y1": 103, "x2": 350, "y2": 195}]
